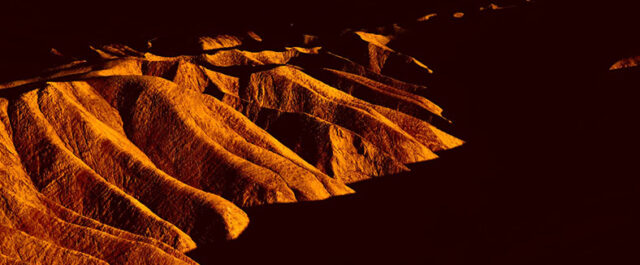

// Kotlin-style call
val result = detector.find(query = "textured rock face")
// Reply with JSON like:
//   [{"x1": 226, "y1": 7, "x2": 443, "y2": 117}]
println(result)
[
  {"x1": 610, "y1": 55, "x2": 640, "y2": 70},
  {"x1": 0, "y1": 26, "x2": 462, "y2": 264}
]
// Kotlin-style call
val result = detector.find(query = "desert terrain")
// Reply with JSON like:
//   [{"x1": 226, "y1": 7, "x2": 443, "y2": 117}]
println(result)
[{"x1": 0, "y1": 0, "x2": 637, "y2": 264}]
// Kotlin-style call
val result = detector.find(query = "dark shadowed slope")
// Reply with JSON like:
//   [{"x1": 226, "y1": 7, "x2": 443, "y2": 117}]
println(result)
[
  {"x1": 187, "y1": 1, "x2": 639, "y2": 265},
  {"x1": 1, "y1": 0, "x2": 638, "y2": 264},
  {"x1": 0, "y1": 3, "x2": 469, "y2": 262}
]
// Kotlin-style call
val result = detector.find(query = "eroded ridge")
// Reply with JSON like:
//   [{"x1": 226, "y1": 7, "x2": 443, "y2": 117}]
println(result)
[{"x1": 0, "y1": 28, "x2": 462, "y2": 264}]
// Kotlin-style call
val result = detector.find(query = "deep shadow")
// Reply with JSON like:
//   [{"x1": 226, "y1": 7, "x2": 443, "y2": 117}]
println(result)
[
  {"x1": 188, "y1": 1, "x2": 639, "y2": 265},
  {"x1": 186, "y1": 145, "x2": 496, "y2": 265},
  {"x1": 1, "y1": 0, "x2": 637, "y2": 264}
]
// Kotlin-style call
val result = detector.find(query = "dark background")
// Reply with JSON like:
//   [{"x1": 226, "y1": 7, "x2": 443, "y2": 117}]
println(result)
[{"x1": 2, "y1": 1, "x2": 638, "y2": 264}]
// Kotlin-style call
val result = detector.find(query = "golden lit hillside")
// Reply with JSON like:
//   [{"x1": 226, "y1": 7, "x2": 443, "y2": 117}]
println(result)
[{"x1": 0, "y1": 27, "x2": 461, "y2": 264}]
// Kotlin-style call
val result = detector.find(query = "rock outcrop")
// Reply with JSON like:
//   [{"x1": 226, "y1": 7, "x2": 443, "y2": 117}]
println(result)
[
  {"x1": 610, "y1": 56, "x2": 640, "y2": 70},
  {"x1": 0, "y1": 25, "x2": 462, "y2": 264}
]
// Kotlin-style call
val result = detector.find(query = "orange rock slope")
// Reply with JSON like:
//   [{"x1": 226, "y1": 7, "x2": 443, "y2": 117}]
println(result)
[{"x1": 0, "y1": 29, "x2": 462, "y2": 264}]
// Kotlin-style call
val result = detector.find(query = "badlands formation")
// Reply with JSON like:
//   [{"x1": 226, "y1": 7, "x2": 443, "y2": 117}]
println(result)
[{"x1": 0, "y1": 24, "x2": 462, "y2": 264}]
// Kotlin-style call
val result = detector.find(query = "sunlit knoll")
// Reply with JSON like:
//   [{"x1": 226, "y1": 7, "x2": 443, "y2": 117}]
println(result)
[{"x1": 0, "y1": 25, "x2": 462, "y2": 264}]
